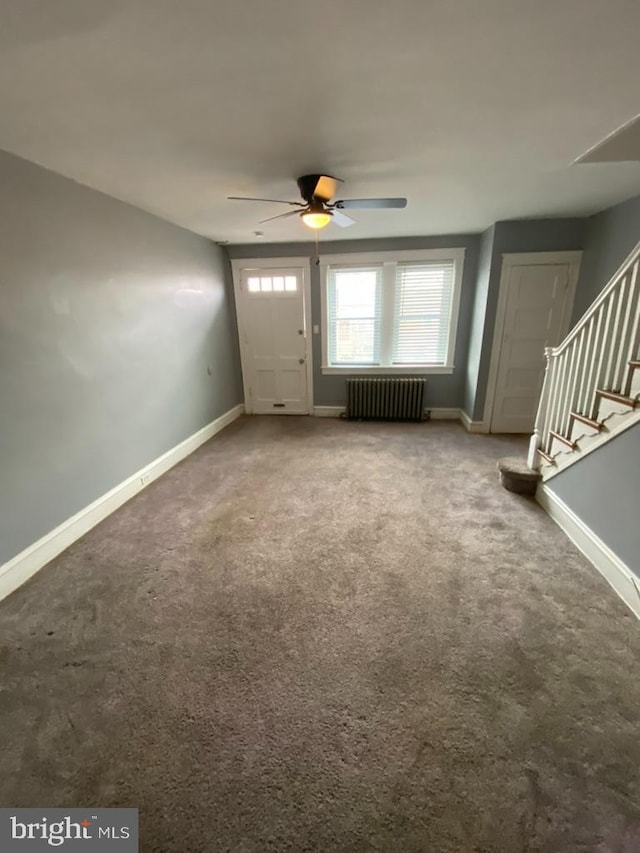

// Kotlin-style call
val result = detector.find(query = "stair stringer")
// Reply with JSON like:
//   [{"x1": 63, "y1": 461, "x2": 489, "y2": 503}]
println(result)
[{"x1": 540, "y1": 404, "x2": 640, "y2": 481}]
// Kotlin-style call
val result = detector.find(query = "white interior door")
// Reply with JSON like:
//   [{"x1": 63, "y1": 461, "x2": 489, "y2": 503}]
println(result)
[
  {"x1": 236, "y1": 266, "x2": 310, "y2": 414},
  {"x1": 490, "y1": 255, "x2": 580, "y2": 433}
]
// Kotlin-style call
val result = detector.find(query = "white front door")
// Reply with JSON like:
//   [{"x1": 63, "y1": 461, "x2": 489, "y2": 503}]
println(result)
[
  {"x1": 235, "y1": 263, "x2": 310, "y2": 414},
  {"x1": 489, "y1": 254, "x2": 581, "y2": 433}
]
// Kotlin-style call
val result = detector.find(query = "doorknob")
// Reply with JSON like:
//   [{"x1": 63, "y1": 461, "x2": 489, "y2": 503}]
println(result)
[{"x1": 299, "y1": 358, "x2": 305, "y2": 364}]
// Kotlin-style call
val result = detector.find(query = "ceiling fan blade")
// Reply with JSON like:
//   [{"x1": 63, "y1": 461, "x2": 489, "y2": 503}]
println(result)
[
  {"x1": 296, "y1": 174, "x2": 343, "y2": 202},
  {"x1": 313, "y1": 175, "x2": 341, "y2": 201},
  {"x1": 228, "y1": 196, "x2": 304, "y2": 206},
  {"x1": 258, "y1": 209, "x2": 303, "y2": 224},
  {"x1": 334, "y1": 197, "x2": 407, "y2": 210},
  {"x1": 332, "y1": 210, "x2": 356, "y2": 228}
]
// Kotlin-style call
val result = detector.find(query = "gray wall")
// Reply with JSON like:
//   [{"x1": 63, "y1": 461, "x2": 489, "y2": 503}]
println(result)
[
  {"x1": 546, "y1": 424, "x2": 640, "y2": 574},
  {"x1": 465, "y1": 218, "x2": 587, "y2": 421},
  {"x1": 0, "y1": 150, "x2": 243, "y2": 566},
  {"x1": 226, "y1": 235, "x2": 480, "y2": 409},
  {"x1": 573, "y1": 194, "x2": 640, "y2": 323}
]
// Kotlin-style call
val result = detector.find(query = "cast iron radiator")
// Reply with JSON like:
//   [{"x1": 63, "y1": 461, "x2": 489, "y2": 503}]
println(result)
[{"x1": 344, "y1": 378, "x2": 426, "y2": 421}]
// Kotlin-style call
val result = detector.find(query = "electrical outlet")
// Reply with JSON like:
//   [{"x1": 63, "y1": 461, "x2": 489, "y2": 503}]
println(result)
[{"x1": 140, "y1": 473, "x2": 151, "y2": 486}]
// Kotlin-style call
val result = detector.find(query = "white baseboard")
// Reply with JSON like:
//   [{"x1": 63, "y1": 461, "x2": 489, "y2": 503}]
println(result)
[
  {"x1": 459, "y1": 410, "x2": 489, "y2": 433},
  {"x1": 428, "y1": 408, "x2": 460, "y2": 421},
  {"x1": 313, "y1": 406, "x2": 462, "y2": 421},
  {"x1": 0, "y1": 403, "x2": 244, "y2": 604},
  {"x1": 313, "y1": 405, "x2": 490, "y2": 433},
  {"x1": 313, "y1": 406, "x2": 345, "y2": 417},
  {"x1": 537, "y1": 484, "x2": 640, "y2": 621}
]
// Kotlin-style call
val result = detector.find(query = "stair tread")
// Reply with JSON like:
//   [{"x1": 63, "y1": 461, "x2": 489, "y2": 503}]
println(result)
[
  {"x1": 549, "y1": 429, "x2": 575, "y2": 448},
  {"x1": 537, "y1": 449, "x2": 556, "y2": 465},
  {"x1": 570, "y1": 412, "x2": 602, "y2": 430},
  {"x1": 596, "y1": 389, "x2": 637, "y2": 407}
]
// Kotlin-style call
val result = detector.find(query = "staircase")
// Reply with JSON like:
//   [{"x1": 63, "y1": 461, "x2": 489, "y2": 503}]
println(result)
[{"x1": 528, "y1": 242, "x2": 640, "y2": 479}]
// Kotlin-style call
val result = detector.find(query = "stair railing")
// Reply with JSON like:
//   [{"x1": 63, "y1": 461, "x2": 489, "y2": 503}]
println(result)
[{"x1": 528, "y1": 240, "x2": 640, "y2": 469}]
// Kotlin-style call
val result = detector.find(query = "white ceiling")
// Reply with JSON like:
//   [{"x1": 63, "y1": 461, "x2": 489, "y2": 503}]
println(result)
[{"x1": 2, "y1": 0, "x2": 640, "y2": 244}]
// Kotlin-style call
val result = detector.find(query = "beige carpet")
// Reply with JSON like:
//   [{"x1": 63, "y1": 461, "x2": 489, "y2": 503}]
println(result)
[{"x1": 1, "y1": 416, "x2": 639, "y2": 852}]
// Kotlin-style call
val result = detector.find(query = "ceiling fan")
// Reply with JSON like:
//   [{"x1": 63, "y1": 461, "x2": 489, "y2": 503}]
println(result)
[{"x1": 228, "y1": 174, "x2": 407, "y2": 230}]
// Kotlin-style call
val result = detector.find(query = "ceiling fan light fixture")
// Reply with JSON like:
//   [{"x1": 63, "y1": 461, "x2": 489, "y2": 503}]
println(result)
[{"x1": 301, "y1": 210, "x2": 332, "y2": 230}]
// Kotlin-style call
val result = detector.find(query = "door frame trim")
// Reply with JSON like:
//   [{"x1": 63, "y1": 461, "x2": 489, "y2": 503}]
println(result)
[
  {"x1": 231, "y1": 256, "x2": 313, "y2": 414},
  {"x1": 483, "y1": 250, "x2": 582, "y2": 432}
]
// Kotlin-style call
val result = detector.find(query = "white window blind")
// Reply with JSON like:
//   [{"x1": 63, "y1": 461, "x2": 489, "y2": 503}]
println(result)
[
  {"x1": 323, "y1": 251, "x2": 462, "y2": 371},
  {"x1": 327, "y1": 266, "x2": 382, "y2": 365},
  {"x1": 392, "y1": 261, "x2": 455, "y2": 365}
]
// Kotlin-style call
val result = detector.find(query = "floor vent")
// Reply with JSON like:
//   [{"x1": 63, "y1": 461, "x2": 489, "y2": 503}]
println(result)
[{"x1": 344, "y1": 378, "x2": 426, "y2": 421}]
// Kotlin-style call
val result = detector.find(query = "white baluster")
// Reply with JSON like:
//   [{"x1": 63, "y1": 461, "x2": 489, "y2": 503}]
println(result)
[
  {"x1": 600, "y1": 288, "x2": 622, "y2": 391},
  {"x1": 550, "y1": 349, "x2": 569, "y2": 437},
  {"x1": 561, "y1": 340, "x2": 576, "y2": 435},
  {"x1": 565, "y1": 330, "x2": 586, "y2": 434},
  {"x1": 604, "y1": 276, "x2": 627, "y2": 391},
  {"x1": 577, "y1": 314, "x2": 596, "y2": 414},
  {"x1": 590, "y1": 293, "x2": 616, "y2": 415},
  {"x1": 546, "y1": 349, "x2": 565, "y2": 447},
  {"x1": 586, "y1": 306, "x2": 606, "y2": 418},
  {"x1": 528, "y1": 346, "x2": 554, "y2": 468},
  {"x1": 616, "y1": 262, "x2": 640, "y2": 395}
]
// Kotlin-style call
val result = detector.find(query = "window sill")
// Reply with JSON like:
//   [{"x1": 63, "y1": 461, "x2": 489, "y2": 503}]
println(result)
[{"x1": 321, "y1": 366, "x2": 454, "y2": 375}]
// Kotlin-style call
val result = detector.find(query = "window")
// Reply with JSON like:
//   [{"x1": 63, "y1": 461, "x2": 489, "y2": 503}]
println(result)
[
  {"x1": 321, "y1": 249, "x2": 464, "y2": 374},
  {"x1": 247, "y1": 274, "x2": 297, "y2": 293},
  {"x1": 392, "y1": 261, "x2": 454, "y2": 365},
  {"x1": 327, "y1": 266, "x2": 381, "y2": 365}
]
